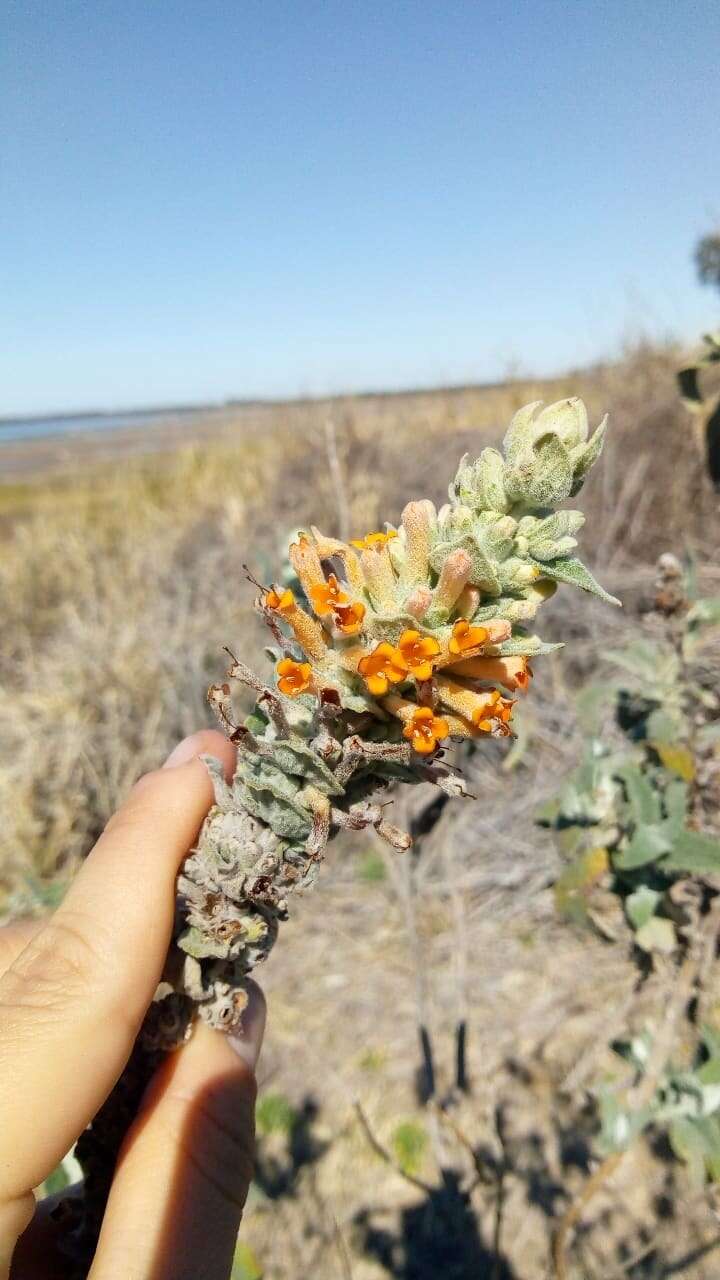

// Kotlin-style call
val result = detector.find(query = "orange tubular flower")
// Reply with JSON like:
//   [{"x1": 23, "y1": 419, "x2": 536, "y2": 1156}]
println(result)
[
  {"x1": 449, "y1": 654, "x2": 532, "y2": 692},
  {"x1": 333, "y1": 601, "x2": 366, "y2": 635},
  {"x1": 517, "y1": 661, "x2": 532, "y2": 691},
  {"x1": 265, "y1": 586, "x2": 295, "y2": 613},
  {"x1": 472, "y1": 695, "x2": 515, "y2": 735},
  {"x1": 357, "y1": 642, "x2": 408, "y2": 696},
  {"x1": 448, "y1": 619, "x2": 488, "y2": 655},
  {"x1": 309, "y1": 573, "x2": 348, "y2": 617},
  {"x1": 402, "y1": 706, "x2": 450, "y2": 755},
  {"x1": 350, "y1": 529, "x2": 398, "y2": 551},
  {"x1": 276, "y1": 658, "x2": 313, "y2": 696},
  {"x1": 398, "y1": 629, "x2": 441, "y2": 680}
]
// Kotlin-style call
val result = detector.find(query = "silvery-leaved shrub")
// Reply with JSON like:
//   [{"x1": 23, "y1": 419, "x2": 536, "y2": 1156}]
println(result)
[
  {"x1": 544, "y1": 554, "x2": 720, "y2": 1186},
  {"x1": 65, "y1": 398, "x2": 616, "y2": 1272}
]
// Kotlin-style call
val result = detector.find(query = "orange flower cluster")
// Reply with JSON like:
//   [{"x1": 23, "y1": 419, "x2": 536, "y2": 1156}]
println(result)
[
  {"x1": 357, "y1": 629, "x2": 441, "y2": 695},
  {"x1": 266, "y1": 575, "x2": 365, "y2": 637},
  {"x1": 265, "y1": 532, "x2": 530, "y2": 754},
  {"x1": 308, "y1": 574, "x2": 366, "y2": 635}
]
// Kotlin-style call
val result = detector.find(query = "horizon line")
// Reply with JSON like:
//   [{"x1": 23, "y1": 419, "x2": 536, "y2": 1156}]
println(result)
[{"x1": 0, "y1": 351, "x2": 655, "y2": 427}]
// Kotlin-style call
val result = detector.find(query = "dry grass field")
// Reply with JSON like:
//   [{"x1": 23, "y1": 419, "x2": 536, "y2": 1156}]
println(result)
[{"x1": 2, "y1": 343, "x2": 720, "y2": 1278}]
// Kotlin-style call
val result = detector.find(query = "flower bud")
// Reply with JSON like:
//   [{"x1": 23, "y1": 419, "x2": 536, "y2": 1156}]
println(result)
[{"x1": 502, "y1": 399, "x2": 607, "y2": 508}]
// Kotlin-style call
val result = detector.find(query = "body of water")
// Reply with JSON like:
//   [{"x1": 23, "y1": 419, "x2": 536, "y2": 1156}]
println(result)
[{"x1": 0, "y1": 410, "x2": 180, "y2": 444}]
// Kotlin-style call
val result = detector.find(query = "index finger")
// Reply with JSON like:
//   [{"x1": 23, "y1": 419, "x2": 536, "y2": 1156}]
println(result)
[
  {"x1": 0, "y1": 730, "x2": 235, "y2": 1218},
  {"x1": 0, "y1": 922, "x2": 43, "y2": 980}
]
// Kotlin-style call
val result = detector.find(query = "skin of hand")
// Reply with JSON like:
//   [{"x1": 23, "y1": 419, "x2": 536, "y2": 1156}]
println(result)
[{"x1": 0, "y1": 730, "x2": 265, "y2": 1280}]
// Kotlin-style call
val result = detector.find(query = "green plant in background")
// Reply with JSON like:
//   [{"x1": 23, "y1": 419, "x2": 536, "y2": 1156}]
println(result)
[
  {"x1": 4, "y1": 869, "x2": 71, "y2": 917},
  {"x1": 545, "y1": 554, "x2": 720, "y2": 959},
  {"x1": 358, "y1": 849, "x2": 387, "y2": 882},
  {"x1": 62, "y1": 397, "x2": 617, "y2": 1272},
  {"x1": 546, "y1": 554, "x2": 720, "y2": 1275},
  {"x1": 256, "y1": 1092, "x2": 298, "y2": 1138},
  {"x1": 596, "y1": 1028, "x2": 720, "y2": 1182},
  {"x1": 391, "y1": 1121, "x2": 429, "y2": 1178}
]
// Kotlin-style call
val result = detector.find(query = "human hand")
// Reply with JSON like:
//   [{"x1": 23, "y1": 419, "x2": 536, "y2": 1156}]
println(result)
[{"x1": 0, "y1": 730, "x2": 265, "y2": 1280}]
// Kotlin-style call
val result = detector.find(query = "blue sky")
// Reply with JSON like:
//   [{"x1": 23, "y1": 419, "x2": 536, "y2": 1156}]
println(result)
[{"x1": 2, "y1": 0, "x2": 719, "y2": 416}]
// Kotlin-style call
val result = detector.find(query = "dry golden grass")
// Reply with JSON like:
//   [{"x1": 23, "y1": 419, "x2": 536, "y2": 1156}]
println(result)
[{"x1": 2, "y1": 343, "x2": 720, "y2": 1277}]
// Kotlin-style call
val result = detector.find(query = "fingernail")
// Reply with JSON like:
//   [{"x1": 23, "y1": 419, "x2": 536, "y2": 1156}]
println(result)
[
  {"x1": 227, "y1": 980, "x2": 266, "y2": 1072},
  {"x1": 163, "y1": 736, "x2": 201, "y2": 769}
]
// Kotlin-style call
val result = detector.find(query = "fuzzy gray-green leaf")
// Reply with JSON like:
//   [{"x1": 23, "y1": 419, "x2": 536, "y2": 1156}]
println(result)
[
  {"x1": 625, "y1": 885, "x2": 661, "y2": 930},
  {"x1": 635, "y1": 916, "x2": 677, "y2": 954},
  {"x1": 663, "y1": 830, "x2": 720, "y2": 875},
  {"x1": 497, "y1": 635, "x2": 563, "y2": 657},
  {"x1": 471, "y1": 448, "x2": 509, "y2": 512},
  {"x1": 614, "y1": 824, "x2": 672, "y2": 870},
  {"x1": 531, "y1": 556, "x2": 620, "y2": 606},
  {"x1": 569, "y1": 415, "x2": 608, "y2": 495},
  {"x1": 616, "y1": 764, "x2": 661, "y2": 824}
]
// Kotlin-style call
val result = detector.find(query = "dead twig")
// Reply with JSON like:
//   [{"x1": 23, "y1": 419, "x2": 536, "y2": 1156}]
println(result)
[
  {"x1": 432, "y1": 1101, "x2": 494, "y2": 1190},
  {"x1": 324, "y1": 418, "x2": 351, "y2": 543},
  {"x1": 353, "y1": 1100, "x2": 435, "y2": 1196},
  {"x1": 553, "y1": 1151, "x2": 625, "y2": 1280},
  {"x1": 332, "y1": 1215, "x2": 354, "y2": 1280}
]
